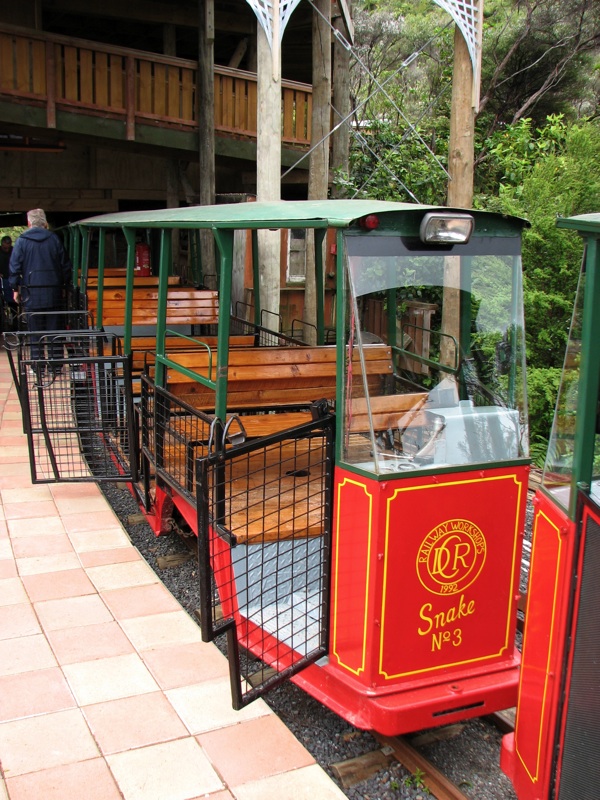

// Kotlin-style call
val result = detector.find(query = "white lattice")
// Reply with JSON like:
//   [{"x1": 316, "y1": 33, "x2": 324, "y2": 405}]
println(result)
[
  {"x1": 432, "y1": 0, "x2": 481, "y2": 74},
  {"x1": 433, "y1": 0, "x2": 483, "y2": 107},
  {"x1": 245, "y1": 0, "x2": 304, "y2": 48}
]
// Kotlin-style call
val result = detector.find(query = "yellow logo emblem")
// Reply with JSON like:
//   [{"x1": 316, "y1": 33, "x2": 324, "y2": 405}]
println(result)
[{"x1": 416, "y1": 519, "x2": 486, "y2": 595}]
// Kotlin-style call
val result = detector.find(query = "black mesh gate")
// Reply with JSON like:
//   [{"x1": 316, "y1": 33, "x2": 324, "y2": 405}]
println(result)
[
  {"x1": 555, "y1": 492, "x2": 600, "y2": 800},
  {"x1": 16, "y1": 331, "x2": 137, "y2": 483},
  {"x1": 196, "y1": 415, "x2": 335, "y2": 707}
]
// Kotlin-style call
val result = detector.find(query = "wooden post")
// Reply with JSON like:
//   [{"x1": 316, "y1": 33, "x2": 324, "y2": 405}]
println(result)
[
  {"x1": 166, "y1": 159, "x2": 179, "y2": 272},
  {"x1": 125, "y1": 56, "x2": 135, "y2": 141},
  {"x1": 331, "y1": 2, "x2": 351, "y2": 198},
  {"x1": 45, "y1": 40, "x2": 56, "y2": 129},
  {"x1": 440, "y1": 26, "x2": 475, "y2": 369},
  {"x1": 198, "y1": 0, "x2": 216, "y2": 277},
  {"x1": 304, "y1": 0, "x2": 331, "y2": 344},
  {"x1": 256, "y1": 21, "x2": 282, "y2": 320},
  {"x1": 163, "y1": 24, "x2": 177, "y2": 57},
  {"x1": 447, "y1": 25, "x2": 474, "y2": 209}
]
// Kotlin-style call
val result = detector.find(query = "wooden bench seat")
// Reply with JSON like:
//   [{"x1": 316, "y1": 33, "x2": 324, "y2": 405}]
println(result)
[
  {"x1": 153, "y1": 346, "x2": 429, "y2": 544},
  {"x1": 86, "y1": 275, "x2": 181, "y2": 287},
  {"x1": 132, "y1": 334, "x2": 255, "y2": 376},
  {"x1": 163, "y1": 344, "x2": 428, "y2": 442},
  {"x1": 349, "y1": 393, "x2": 429, "y2": 432},
  {"x1": 86, "y1": 286, "x2": 219, "y2": 328},
  {"x1": 166, "y1": 344, "x2": 393, "y2": 409},
  {"x1": 85, "y1": 282, "x2": 223, "y2": 397}
]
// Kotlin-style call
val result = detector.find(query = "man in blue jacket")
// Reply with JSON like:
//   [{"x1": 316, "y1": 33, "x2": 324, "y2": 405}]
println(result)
[{"x1": 9, "y1": 208, "x2": 72, "y2": 369}]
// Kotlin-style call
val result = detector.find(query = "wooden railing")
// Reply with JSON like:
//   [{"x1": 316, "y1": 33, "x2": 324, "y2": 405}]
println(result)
[{"x1": 0, "y1": 25, "x2": 312, "y2": 146}]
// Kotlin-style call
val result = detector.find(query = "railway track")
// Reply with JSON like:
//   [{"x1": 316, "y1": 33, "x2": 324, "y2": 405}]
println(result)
[
  {"x1": 328, "y1": 712, "x2": 515, "y2": 800},
  {"x1": 333, "y1": 732, "x2": 475, "y2": 799}
]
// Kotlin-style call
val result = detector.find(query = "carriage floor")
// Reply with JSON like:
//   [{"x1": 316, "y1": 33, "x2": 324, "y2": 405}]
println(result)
[{"x1": 0, "y1": 346, "x2": 346, "y2": 800}]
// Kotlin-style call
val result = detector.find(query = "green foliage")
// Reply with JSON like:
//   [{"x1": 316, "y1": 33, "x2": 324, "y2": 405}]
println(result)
[
  {"x1": 530, "y1": 436, "x2": 551, "y2": 470},
  {"x1": 476, "y1": 116, "x2": 570, "y2": 199},
  {"x1": 337, "y1": 119, "x2": 450, "y2": 203},
  {"x1": 477, "y1": 116, "x2": 600, "y2": 367},
  {"x1": 473, "y1": 116, "x2": 600, "y2": 443},
  {"x1": 403, "y1": 767, "x2": 427, "y2": 790},
  {"x1": 0, "y1": 227, "x2": 25, "y2": 243},
  {"x1": 526, "y1": 367, "x2": 563, "y2": 446}
]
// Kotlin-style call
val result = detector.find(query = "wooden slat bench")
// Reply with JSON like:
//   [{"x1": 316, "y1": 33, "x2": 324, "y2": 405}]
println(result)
[
  {"x1": 84, "y1": 282, "x2": 222, "y2": 392},
  {"x1": 166, "y1": 344, "x2": 393, "y2": 409},
  {"x1": 85, "y1": 275, "x2": 181, "y2": 286},
  {"x1": 349, "y1": 393, "x2": 429, "y2": 432},
  {"x1": 86, "y1": 286, "x2": 219, "y2": 328},
  {"x1": 164, "y1": 343, "x2": 428, "y2": 439},
  {"x1": 132, "y1": 334, "x2": 255, "y2": 377}
]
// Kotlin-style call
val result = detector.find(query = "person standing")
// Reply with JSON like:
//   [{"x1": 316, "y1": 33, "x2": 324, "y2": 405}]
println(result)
[
  {"x1": 0, "y1": 234, "x2": 13, "y2": 281},
  {"x1": 0, "y1": 235, "x2": 16, "y2": 331},
  {"x1": 9, "y1": 209, "x2": 72, "y2": 367}
]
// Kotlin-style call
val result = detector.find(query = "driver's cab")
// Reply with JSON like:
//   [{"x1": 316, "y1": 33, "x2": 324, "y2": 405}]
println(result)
[{"x1": 340, "y1": 208, "x2": 529, "y2": 477}]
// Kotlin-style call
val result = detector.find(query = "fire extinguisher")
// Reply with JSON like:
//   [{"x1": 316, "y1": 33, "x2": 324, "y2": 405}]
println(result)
[{"x1": 135, "y1": 243, "x2": 151, "y2": 276}]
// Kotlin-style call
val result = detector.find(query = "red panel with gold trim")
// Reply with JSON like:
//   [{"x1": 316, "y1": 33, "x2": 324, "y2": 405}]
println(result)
[
  {"x1": 379, "y1": 471, "x2": 526, "y2": 682},
  {"x1": 501, "y1": 490, "x2": 577, "y2": 800},
  {"x1": 331, "y1": 476, "x2": 374, "y2": 677},
  {"x1": 330, "y1": 464, "x2": 527, "y2": 695},
  {"x1": 379, "y1": 469, "x2": 525, "y2": 682}
]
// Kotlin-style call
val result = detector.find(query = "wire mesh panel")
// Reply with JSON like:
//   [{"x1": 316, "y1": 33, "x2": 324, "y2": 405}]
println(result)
[
  {"x1": 18, "y1": 332, "x2": 136, "y2": 483},
  {"x1": 19, "y1": 308, "x2": 95, "y2": 336},
  {"x1": 196, "y1": 415, "x2": 334, "y2": 706},
  {"x1": 3, "y1": 310, "x2": 95, "y2": 389},
  {"x1": 140, "y1": 374, "x2": 216, "y2": 504},
  {"x1": 230, "y1": 312, "x2": 307, "y2": 347}
]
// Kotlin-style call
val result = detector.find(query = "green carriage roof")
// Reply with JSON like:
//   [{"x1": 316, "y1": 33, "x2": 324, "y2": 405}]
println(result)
[
  {"x1": 77, "y1": 199, "x2": 526, "y2": 231},
  {"x1": 557, "y1": 213, "x2": 600, "y2": 234}
]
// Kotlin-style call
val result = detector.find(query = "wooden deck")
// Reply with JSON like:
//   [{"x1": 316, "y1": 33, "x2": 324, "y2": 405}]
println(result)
[{"x1": 0, "y1": 24, "x2": 312, "y2": 148}]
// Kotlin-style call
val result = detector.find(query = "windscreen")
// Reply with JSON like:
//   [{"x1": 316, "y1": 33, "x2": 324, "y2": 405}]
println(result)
[
  {"x1": 543, "y1": 261, "x2": 600, "y2": 512},
  {"x1": 341, "y1": 233, "x2": 528, "y2": 475}
]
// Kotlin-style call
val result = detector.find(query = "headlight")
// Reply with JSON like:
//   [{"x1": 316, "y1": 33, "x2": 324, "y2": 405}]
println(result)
[{"x1": 419, "y1": 213, "x2": 474, "y2": 244}]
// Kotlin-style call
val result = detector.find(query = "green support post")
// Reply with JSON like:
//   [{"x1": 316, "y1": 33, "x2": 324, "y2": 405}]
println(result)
[
  {"x1": 315, "y1": 228, "x2": 326, "y2": 345},
  {"x1": 459, "y1": 256, "x2": 473, "y2": 401},
  {"x1": 72, "y1": 228, "x2": 81, "y2": 289},
  {"x1": 508, "y1": 255, "x2": 521, "y2": 409},
  {"x1": 387, "y1": 288, "x2": 397, "y2": 346},
  {"x1": 154, "y1": 229, "x2": 172, "y2": 387},
  {"x1": 213, "y1": 228, "x2": 234, "y2": 424},
  {"x1": 96, "y1": 229, "x2": 106, "y2": 327},
  {"x1": 80, "y1": 228, "x2": 89, "y2": 287},
  {"x1": 122, "y1": 228, "x2": 137, "y2": 355},
  {"x1": 335, "y1": 228, "x2": 346, "y2": 462},
  {"x1": 251, "y1": 229, "x2": 260, "y2": 327},
  {"x1": 572, "y1": 235, "x2": 600, "y2": 518}
]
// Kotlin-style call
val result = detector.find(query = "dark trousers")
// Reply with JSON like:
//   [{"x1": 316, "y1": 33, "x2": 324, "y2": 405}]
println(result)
[{"x1": 27, "y1": 310, "x2": 63, "y2": 363}]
